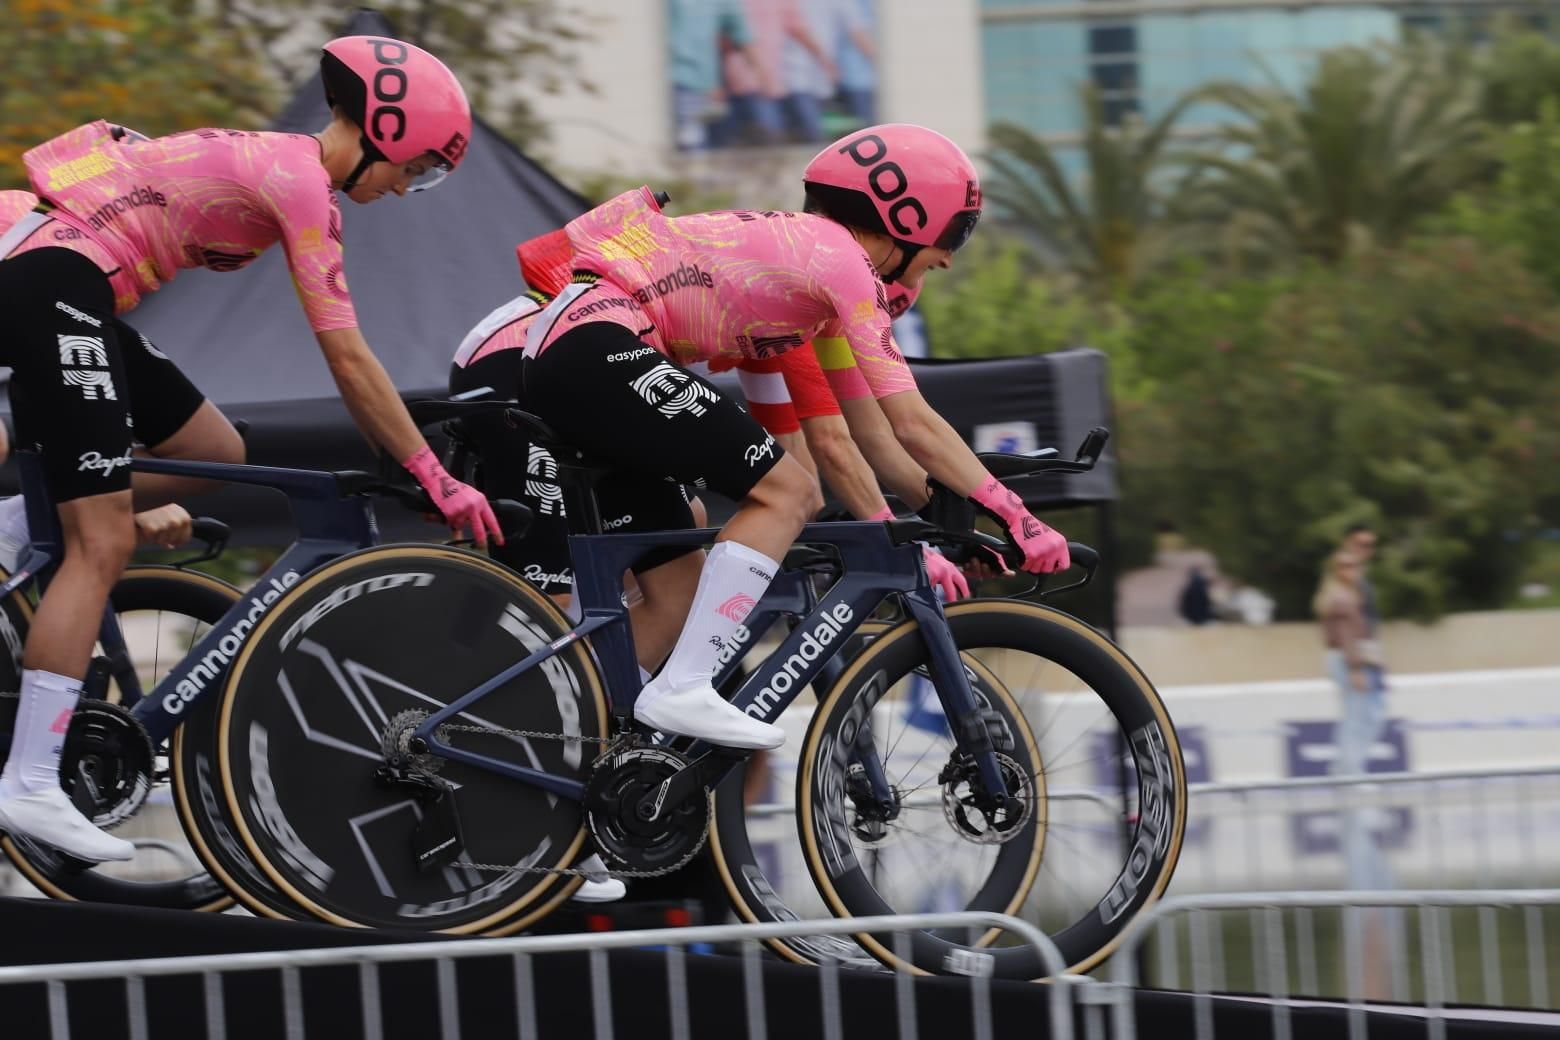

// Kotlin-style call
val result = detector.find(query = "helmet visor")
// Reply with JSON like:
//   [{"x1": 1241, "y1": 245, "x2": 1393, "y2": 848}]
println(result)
[
  {"x1": 935, "y1": 209, "x2": 980, "y2": 253},
  {"x1": 407, "y1": 159, "x2": 452, "y2": 193}
]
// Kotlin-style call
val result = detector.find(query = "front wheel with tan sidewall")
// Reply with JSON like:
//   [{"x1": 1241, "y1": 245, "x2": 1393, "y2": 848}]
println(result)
[
  {"x1": 214, "y1": 545, "x2": 608, "y2": 933},
  {"x1": 2, "y1": 567, "x2": 237, "y2": 912},
  {"x1": 795, "y1": 599, "x2": 1186, "y2": 979}
]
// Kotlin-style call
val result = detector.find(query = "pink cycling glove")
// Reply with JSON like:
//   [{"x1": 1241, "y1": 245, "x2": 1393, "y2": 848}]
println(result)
[
  {"x1": 403, "y1": 447, "x2": 503, "y2": 548},
  {"x1": 969, "y1": 477, "x2": 1070, "y2": 575},
  {"x1": 867, "y1": 507, "x2": 970, "y2": 601}
]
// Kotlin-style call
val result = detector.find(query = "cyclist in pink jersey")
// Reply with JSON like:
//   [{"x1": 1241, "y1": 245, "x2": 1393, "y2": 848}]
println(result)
[
  {"x1": 518, "y1": 124, "x2": 1070, "y2": 751},
  {"x1": 0, "y1": 36, "x2": 498, "y2": 863}
]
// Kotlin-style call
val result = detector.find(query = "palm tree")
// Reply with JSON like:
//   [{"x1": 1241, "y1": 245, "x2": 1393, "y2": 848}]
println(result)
[
  {"x1": 983, "y1": 84, "x2": 1200, "y2": 293},
  {"x1": 1176, "y1": 39, "x2": 1489, "y2": 265}
]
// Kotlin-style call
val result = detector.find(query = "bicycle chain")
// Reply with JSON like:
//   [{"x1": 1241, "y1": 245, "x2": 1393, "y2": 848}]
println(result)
[{"x1": 436, "y1": 723, "x2": 711, "y2": 880}]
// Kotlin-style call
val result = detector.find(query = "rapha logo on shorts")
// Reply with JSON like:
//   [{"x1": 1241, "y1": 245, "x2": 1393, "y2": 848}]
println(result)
[
  {"x1": 744, "y1": 434, "x2": 777, "y2": 467},
  {"x1": 54, "y1": 301, "x2": 102, "y2": 328},
  {"x1": 78, "y1": 450, "x2": 133, "y2": 477},
  {"x1": 629, "y1": 362, "x2": 719, "y2": 419},
  {"x1": 57, "y1": 334, "x2": 116, "y2": 400}
]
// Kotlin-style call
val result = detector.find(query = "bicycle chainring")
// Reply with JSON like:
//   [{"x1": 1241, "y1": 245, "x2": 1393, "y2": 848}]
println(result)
[
  {"x1": 584, "y1": 745, "x2": 710, "y2": 874},
  {"x1": 59, "y1": 701, "x2": 155, "y2": 830}
]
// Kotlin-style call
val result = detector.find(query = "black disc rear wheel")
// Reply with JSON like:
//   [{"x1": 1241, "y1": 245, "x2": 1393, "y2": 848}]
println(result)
[{"x1": 216, "y1": 545, "x2": 608, "y2": 932}]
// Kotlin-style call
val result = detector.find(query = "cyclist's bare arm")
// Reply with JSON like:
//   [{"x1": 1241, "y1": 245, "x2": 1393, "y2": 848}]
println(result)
[
  {"x1": 876, "y1": 390, "x2": 991, "y2": 497},
  {"x1": 836, "y1": 395, "x2": 931, "y2": 510},
  {"x1": 316, "y1": 327, "x2": 429, "y2": 463}
]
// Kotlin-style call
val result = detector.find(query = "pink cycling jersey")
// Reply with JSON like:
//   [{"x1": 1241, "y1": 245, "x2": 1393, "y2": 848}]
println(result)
[
  {"x1": 523, "y1": 187, "x2": 918, "y2": 398},
  {"x1": 452, "y1": 290, "x2": 550, "y2": 369},
  {"x1": 8, "y1": 121, "x2": 355, "y2": 330}
]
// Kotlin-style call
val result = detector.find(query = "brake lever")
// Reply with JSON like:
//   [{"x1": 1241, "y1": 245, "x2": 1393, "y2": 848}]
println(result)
[{"x1": 169, "y1": 517, "x2": 231, "y2": 569}]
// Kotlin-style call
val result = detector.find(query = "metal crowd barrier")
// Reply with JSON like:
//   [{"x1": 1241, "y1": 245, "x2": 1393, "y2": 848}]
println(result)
[
  {"x1": 0, "y1": 911, "x2": 1075, "y2": 1040},
  {"x1": 1097, "y1": 889, "x2": 1560, "y2": 1040}
]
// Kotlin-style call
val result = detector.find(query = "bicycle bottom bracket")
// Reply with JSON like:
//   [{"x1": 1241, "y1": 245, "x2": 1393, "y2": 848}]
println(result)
[
  {"x1": 939, "y1": 752, "x2": 1036, "y2": 846},
  {"x1": 585, "y1": 745, "x2": 709, "y2": 873},
  {"x1": 60, "y1": 701, "x2": 155, "y2": 830}
]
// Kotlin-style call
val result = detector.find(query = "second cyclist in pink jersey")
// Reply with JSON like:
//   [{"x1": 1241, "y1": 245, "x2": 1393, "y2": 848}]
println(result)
[
  {"x1": 519, "y1": 123, "x2": 1071, "y2": 751},
  {"x1": 0, "y1": 36, "x2": 499, "y2": 862}
]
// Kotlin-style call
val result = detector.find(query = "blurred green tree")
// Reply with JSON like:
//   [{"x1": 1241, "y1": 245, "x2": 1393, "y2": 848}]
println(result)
[
  {"x1": 0, "y1": 0, "x2": 275, "y2": 188},
  {"x1": 1438, "y1": 98, "x2": 1560, "y2": 295},
  {"x1": 1178, "y1": 41, "x2": 1488, "y2": 265},
  {"x1": 1118, "y1": 238, "x2": 1560, "y2": 620},
  {"x1": 983, "y1": 85, "x2": 1199, "y2": 293},
  {"x1": 1479, "y1": 23, "x2": 1560, "y2": 126}
]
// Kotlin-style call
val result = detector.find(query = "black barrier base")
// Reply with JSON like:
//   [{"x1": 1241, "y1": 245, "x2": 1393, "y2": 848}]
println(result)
[{"x1": 0, "y1": 898, "x2": 1554, "y2": 1039}]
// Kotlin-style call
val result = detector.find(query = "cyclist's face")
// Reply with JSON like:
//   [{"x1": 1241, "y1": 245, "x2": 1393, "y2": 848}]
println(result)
[
  {"x1": 346, "y1": 155, "x2": 440, "y2": 204},
  {"x1": 896, "y1": 246, "x2": 954, "y2": 290}
]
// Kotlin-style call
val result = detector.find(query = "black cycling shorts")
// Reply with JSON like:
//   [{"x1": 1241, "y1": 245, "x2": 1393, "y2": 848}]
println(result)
[
  {"x1": 513, "y1": 324, "x2": 783, "y2": 580},
  {"x1": 1, "y1": 248, "x2": 206, "y2": 502},
  {"x1": 450, "y1": 347, "x2": 702, "y2": 591}
]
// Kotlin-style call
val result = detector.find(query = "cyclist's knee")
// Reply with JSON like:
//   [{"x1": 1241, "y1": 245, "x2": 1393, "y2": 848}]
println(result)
[
  {"x1": 60, "y1": 500, "x2": 136, "y2": 576},
  {"x1": 746, "y1": 458, "x2": 820, "y2": 529},
  {"x1": 689, "y1": 495, "x2": 708, "y2": 528}
]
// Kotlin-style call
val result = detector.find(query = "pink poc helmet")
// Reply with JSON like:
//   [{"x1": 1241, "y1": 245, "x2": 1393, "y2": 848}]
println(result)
[
  {"x1": 321, "y1": 35, "x2": 472, "y2": 193},
  {"x1": 803, "y1": 124, "x2": 981, "y2": 283}
]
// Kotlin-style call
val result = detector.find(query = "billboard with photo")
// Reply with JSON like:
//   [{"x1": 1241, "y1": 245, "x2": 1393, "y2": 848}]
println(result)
[{"x1": 667, "y1": 0, "x2": 879, "y2": 151}]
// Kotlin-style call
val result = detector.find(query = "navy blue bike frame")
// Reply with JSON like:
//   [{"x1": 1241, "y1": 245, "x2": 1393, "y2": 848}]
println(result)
[
  {"x1": 7, "y1": 453, "x2": 374, "y2": 746},
  {"x1": 414, "y1": 521, "x2": 1009, "y2": 808}
]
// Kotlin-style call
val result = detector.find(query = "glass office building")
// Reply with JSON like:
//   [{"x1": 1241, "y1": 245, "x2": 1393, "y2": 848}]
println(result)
[{"x1": 980, "y1": 0, "x2": 1519, "y2": 145}]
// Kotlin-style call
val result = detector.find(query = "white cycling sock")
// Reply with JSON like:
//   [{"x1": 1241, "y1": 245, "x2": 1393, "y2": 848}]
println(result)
[
  {"x1": 0, "y1": 668, "x2": 81, "y2": 800},
  {"x1": 0, "y1": 496, "x2": 27, "y2": 546},
  {"x1": 641, "y1": 540, "x2": 777, "y2": 703}
]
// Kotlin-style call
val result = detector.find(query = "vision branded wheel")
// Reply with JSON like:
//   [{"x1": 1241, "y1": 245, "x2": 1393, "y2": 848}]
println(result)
[
  {"x1": 216, "y1": 545, "x2": 608, "y2": 932},
  {"x1": 711, "y1": 621, "x2": 1014, "y2": 970},
  {"x1": 796, "y1": 599, "x2": 1186, "y2": 978},
  {"x1": 2, "y1": 567, "x2": 237, "y2": 911}
]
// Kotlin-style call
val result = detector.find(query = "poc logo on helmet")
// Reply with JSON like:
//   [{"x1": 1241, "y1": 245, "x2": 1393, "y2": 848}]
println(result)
[
  {"x1": 836, "y1": 133, "x2": 928, "y2": 238},
  {"x1": 368, "y1": 39, "x2": 412, "y2": 144}
]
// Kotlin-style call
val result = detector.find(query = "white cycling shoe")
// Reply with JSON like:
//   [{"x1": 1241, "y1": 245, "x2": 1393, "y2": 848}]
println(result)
[
  {"x1": 0, "y1": 786, "x2": 135, "y2": 862},
  {"x1": 571, "y1": 854, "x2": 627, "y2": 903},
  {"x1": 634, "y1": 681, "x2": 785, "y2": 750}
]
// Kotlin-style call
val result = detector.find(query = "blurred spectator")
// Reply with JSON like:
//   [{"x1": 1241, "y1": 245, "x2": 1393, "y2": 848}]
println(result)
[
  {"x1": 670, "y1": 0, "x2": 759, "y2": 150},
  {"x1": 833, "y1": 0, "x2": 879, "y2": 122},
  {"x1": 1177, "y1": 566, "x2": 1214, "y2": 626},
  {"x1": 779, "y1": 0, "x2": 844, "y2": 142},
  {"x1": 716, "y1": 0, "x2": 789, "y2": 146},
  {"x1": 1342, "y1": 522, "x2": 1384, "y2": 661},
  {"x1": 1314, "y1": 550, "x2": 1385, "y2": 776}
]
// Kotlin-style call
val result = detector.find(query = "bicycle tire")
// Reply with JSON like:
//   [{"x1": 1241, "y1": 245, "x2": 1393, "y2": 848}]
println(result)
[
  {"x1": 215, "y1": 544, "x2": 609, "y2": 932},
  {"x1": 709, "y1": 621, "x2": 1020, "y2": 969},
  {"x1": 1, "y1": 566, "x2": 237, "y2": 911},
  {"x1": 795, "y1": 598, "x2": 1186, "y2": 978}
]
